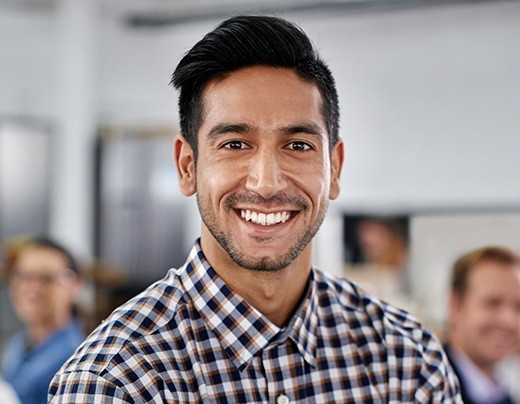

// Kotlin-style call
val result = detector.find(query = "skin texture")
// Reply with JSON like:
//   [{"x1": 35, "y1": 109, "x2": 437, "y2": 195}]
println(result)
[
  {"x1": 9, "y1": 246, "x2": 82, "y2": 346},
  {"x1": 175, "y1": 66, "x2": 344, "y2": 326},
  {"x1": 448, "y1": 260, "x2": 520, "y2": 377}
]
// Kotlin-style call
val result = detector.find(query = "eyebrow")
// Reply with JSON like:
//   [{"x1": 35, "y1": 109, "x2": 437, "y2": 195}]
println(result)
[
  {"x1": 206, "y1": 122, "x2": 325, "y2": 141},
  {"x1": 280, "y1": 123, "x2": 324, "y2": 137},
  {"x1": 207, "y1": 123, "x2": 253, "y2": 140}
]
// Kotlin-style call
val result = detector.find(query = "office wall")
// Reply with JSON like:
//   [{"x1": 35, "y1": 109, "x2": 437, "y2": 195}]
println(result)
[
  {"x1": 95, "y1": 2, "x2": 520, "y2": 213},
  {"x1": 1, "y1": 1, "x2": 519, "y2": 264}
]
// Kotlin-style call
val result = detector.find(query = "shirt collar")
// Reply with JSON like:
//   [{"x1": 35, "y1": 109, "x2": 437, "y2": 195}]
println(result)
[
  {"x1": 179, "y1": 240, "x2": 318, "y2": 370},
  {"x1": 450, "y1": 346, "x2": 510, "y2": 403},
  {"x1": 285, "y1": 270, "x2": 319, "y2": 367}
]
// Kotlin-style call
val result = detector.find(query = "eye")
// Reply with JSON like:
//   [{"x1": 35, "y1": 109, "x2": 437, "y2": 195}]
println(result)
[
  {"x1": 286, "y1": 141, "x2": 312, "y2": 151},
  {"x1": 222, "y1": 140, "x2": 248, "y2": 150}
]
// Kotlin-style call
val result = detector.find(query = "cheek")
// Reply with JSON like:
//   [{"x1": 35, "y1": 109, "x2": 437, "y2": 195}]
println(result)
[
  {"x1": 468, "y1": 308, "x2": 497, "y2": 330},
  {"x1": 11, "y1": 286, "x2": 34, "y2": 304},
  {"x1": 198, "y1": 165, "x2": 241, "y2": 199},
  {"x1": 308, "y1": 171, "x2": 330, "y2": 203}
]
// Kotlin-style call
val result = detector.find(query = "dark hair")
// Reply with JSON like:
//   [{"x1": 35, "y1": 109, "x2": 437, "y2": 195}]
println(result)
[
  {"x1": 451, "y1": 246, "x2": 520, "y2": 297},
  {"x1": 4, "y1": 236, "x2": 79, "y2": 276},
  {"x1": 171, "y1": 15, "x2": 339, "y2": 158}
]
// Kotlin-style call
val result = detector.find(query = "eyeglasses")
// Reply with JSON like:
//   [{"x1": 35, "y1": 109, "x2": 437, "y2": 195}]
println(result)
[{"x1": 10, "y1": 269, "x2": 77, "y2": 287}]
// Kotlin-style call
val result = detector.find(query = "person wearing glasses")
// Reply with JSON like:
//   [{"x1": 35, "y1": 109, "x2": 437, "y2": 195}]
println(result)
[{"x1": 1, "y1": 237, "x2": 84, "y2": 404}]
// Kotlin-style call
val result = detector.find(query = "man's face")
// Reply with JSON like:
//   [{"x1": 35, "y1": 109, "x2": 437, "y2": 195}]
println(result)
[
  {"x1": 9, "y1": 246, "x2": 79, "y2": 327},
  {"x1": 176, "y1": 66, "x2": 343, "y2": 272},
  {"x1": 450, "y1": 260, "x2": 520, "y2": 368}
]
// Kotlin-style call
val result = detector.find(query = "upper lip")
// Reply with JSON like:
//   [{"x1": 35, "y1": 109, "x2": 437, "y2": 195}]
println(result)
[{"x1": 236, "y1": 207, "x2": 296, "y2": 213}]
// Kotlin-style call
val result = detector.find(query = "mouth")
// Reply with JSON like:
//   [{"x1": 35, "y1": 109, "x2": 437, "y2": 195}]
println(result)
[
  {"x1": 239, "y1": 209, "x2": 294, "y2": 226},
  {"x1": 487, "y1": 329, "x2": 518, "y2": 349}
]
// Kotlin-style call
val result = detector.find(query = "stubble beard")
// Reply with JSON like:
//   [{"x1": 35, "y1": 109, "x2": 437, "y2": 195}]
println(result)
[{"x1": 197, "y1": 192, "x2": 328, "y2": 272}]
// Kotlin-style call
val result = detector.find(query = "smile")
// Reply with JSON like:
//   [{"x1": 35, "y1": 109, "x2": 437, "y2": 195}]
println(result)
[{"x1": 240, "y1": 209, "x2": 292, "y2": 226}]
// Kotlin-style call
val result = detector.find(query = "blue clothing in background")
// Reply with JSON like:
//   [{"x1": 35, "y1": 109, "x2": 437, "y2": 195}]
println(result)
[{"x1": 2, "y1": 320, "x2": 84, "y2": 404}]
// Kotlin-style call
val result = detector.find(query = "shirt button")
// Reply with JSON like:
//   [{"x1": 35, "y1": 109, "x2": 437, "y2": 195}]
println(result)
[{"x1": 277, "y1": 394, "x2": 290, "y2": 404}]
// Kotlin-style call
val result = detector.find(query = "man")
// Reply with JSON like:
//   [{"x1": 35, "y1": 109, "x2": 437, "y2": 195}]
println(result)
[
  {"x1": 2, "y1": 237, "x2": 84, "y2": 404},
  {"x1": 445, "y1": 246, "x2": 520, "y2": 404},
  {"x1": 49, "y1": 16, "x2": 460, "y2": 402}
]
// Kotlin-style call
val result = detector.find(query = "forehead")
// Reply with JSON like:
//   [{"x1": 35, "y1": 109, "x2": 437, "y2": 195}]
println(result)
[
  {"x1": 16, "y1": 246, "x2": 68, "y2": 271},
  {"x1": 467, "y1": 260, "x2": 520, "y2": 294},
  {"x1": 201, "y1": 66, "x2": 326, "y2": 129}
]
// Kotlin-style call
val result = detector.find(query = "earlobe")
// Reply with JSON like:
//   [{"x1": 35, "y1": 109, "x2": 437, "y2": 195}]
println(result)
[
  {"x1": 329, "y1": 139, "x2": 344, "y2": 200},
  {"x1": 448, "y1": 292, "x2": 460, "y2": 315},
  {"x1": 173, "y1": 134, "x2": 196, "y2": 196}
]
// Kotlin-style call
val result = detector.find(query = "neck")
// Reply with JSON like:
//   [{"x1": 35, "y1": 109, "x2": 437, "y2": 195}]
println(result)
[
  {"x1": 27, "y1": 314, "x2": 71, "y2": 347},
  {"x1": 449, "y1": 333, "x2": 496, "y2": 379},
  {"x1": 227, "y1": 266, "x2": 311, "y2": 327},
  {"x1": 201, "y1": 236, "x2": 313, "y2": 327}
]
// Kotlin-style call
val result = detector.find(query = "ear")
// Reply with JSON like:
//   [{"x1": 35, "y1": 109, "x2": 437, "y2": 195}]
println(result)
[
  {"x1": 329, "y1": 139, "x2": 344, "y2": 200},
  {"x1": 173, "y1": 134, "x2": 196, "y2": 196},
  {"x1": 448, "y1": 291, "x2": 462, "y2": 322}
]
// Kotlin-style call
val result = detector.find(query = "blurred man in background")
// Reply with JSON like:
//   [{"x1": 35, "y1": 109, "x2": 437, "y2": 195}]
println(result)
[
  {"x1": 445, "y1": 246, "x2": 520, "y2": 404},
  {"x1": 1, "y1": 237, "x2": 85, "y2": 404}
]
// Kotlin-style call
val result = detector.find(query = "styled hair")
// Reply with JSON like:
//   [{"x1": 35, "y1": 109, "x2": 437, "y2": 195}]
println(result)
[
  {"x1": 451, "y1": 246, "x2": 520, "y2": 297},
  {"x1": 4, "y1": 235, "x2": 79, "y2": 276},
  {"x1": 171, "y1": 15, "x2": 339, "y2": 158}
]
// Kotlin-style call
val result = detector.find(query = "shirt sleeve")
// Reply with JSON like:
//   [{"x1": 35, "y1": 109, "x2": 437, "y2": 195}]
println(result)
[
  {"x1": 414, "y1": 332, "x2": 463, "y2": 403},
  {"x1": 48, "y1": 370, "x2": 135, "y2": 404}
]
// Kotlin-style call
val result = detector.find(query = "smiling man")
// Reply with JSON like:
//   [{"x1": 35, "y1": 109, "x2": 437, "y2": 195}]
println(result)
[
  {"x1": 445, "y1": 246, "x2": 520, "y2": 404},
  {"x1": 49, "y1": 16, "x2": 461, "y2": 402}
]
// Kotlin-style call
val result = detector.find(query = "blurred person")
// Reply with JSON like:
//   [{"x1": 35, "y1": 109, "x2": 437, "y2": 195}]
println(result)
[
  {"x1": 49, "y1": 15, "x2": 460, "y2": 402},
  {"x1": 445, "y1": 246, "x2": 520, "y2": 404},
  {"x1": 344, "y1": 217, "x2": 411, "y2": 308},
  {"x1": 356, "y1": 217, "x2": 407, "y2": 269},
  {"x1": 0, "y1": 377, "x2": 21, "y2": 404},
  {"x1": 1, "y1": 237, "x2": 85, "y2": 404}
]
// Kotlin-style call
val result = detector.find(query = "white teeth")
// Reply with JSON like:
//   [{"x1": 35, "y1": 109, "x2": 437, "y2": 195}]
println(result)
[{"x1": 240, "y1": 209, "x2": 291, "y2": 226}]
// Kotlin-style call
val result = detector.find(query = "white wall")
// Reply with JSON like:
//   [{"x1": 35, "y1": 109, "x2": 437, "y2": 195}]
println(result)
[
  {"x1": 0, "y1": 8, "x2": 58, "y2": 119},
  {"x1": 1, "y1": 1, "x2": 520, "y2": 264},
  {"x1": 410, "y1": 213, "x2": 520, "y2": 327},
  {"x1": 96, "y1": 2, "x2": 520, "y2": 214}
]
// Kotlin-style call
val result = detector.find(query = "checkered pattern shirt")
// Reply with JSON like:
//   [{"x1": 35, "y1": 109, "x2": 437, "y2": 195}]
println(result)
[{"x1": 49, "y1": 240, "x2": 461, "y2": 403}]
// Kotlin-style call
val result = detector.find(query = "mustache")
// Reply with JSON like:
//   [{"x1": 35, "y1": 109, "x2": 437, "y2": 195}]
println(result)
[{"x1": 225, "y1": 192, "x2": 308, "y2": 210}]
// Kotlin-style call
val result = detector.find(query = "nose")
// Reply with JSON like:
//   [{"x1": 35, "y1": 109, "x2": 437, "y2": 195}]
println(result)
[{"x1": 245, "y1": 148, "x2": 288, "y2": 198}]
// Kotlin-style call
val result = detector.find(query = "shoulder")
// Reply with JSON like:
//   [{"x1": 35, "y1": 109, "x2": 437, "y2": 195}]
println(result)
[
  {"x1": 56, "y1": 268, "x2": 187, "y2": 377},
  {"x1": 314, "y1": 268, "x2": 429, "y2": 337},
  {"x1": 314, "y1": 269, "x2": 461, "y2": 400},
  {"x1": 315, "y1": 271, "x2": 432, "y2": 334}
]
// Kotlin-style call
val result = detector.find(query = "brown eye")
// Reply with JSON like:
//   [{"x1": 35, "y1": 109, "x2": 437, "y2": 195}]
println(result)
[
  {"x1": 223, "y1": 140, "x2": 246, "y2": 149},
  {"x1": 288, "y1": 141, "x2": 311, "y2": 151}
]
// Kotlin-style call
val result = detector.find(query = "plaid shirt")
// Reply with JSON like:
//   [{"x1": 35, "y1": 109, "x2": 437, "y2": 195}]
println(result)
[{"x1": 49, "y1": 240, "x2": 461, "y2": 403}]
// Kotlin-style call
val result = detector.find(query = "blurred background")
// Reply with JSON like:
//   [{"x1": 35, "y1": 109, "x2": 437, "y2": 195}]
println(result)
[{"x1": 1, "y1": 0, "x2": 520, "y2": 352}]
